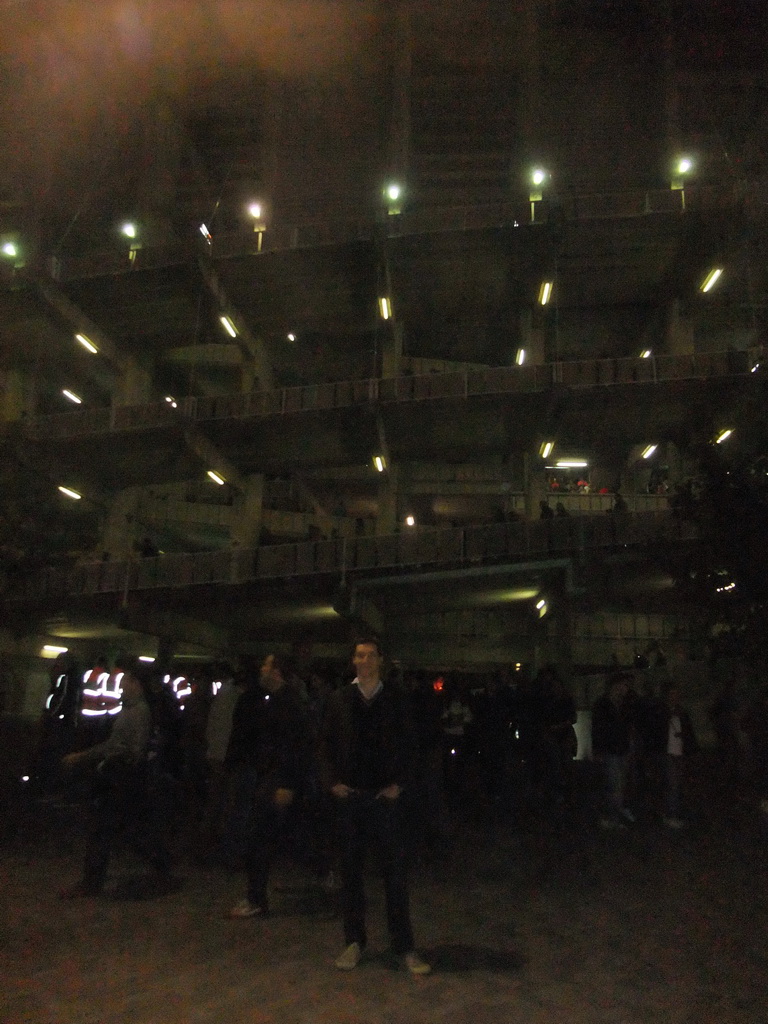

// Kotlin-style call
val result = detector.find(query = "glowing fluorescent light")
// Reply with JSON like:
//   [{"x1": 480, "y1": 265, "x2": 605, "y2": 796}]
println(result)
[
  {"x1": 62, "y1": 389, "x2": 82, "y2": 404},
  {"x1": 58, "y1": 486, "x2": 82, "y2": 500},
  {"x1": 207, "y1": 470, "x2": 226, "y2": 485},
  {"x1": 405, "y1": 515, "x2": 415, "y2": 527},
  {"x1": 539, "y1": 441, "x2": 554, "y2": 459},
  {"x1": 138, "y1": 656, "x2": 155, "y2": 663},
  {"x1": 700, "y1": 268, "x2": 723, "y2": 293},
  {"x1": 75, "y1": 333, "x2": 98, "y2": 354},
  {"x1": 640, "y1": 349, "x2": 652, "y2": 359},
  {"x1": 515, "y1": 348, "x2": 526, "y2": 366},
  {"x1": 641, "y1": 445, "x2": 658, "y2": 459},
  {"x1": 379, "y1": 297, "x2": 391, "y2": 320},
  {"x1": 165, "y1": 396, "x2": 177, "y2": 408},
  {"x1": 287, "y1": 333, "x2": 296, "y2": 342},
  {"x1": 538, "y1": 281, "x2": 553, "y2": 305},
  {"x1": 220, "y1": 315, "x2": 238, "y2": 337},
  {"x1": 553, "y1": 460, "x2": 588, "y2": 469},
  {"x1": 199, "y1": 223, "x2": 212, "y2": 242},
  {"x1": 373, "y1": 455, "x2": 386, "y2": 473},
  {"x1": 2, "y1": 242, "x2": 18, "y2": 257},
  {"x1": 536, "y1": 599, "x2": 546, "y2": 610},
  {"x1": 715, "y1": 429, "x2": 733, "y2": 444},
  {"x1": 42, "y1": 644, "x2": 68, "y2": 656}
]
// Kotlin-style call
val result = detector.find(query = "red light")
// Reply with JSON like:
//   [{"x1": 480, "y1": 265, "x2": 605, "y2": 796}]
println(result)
[{"x1": 433, "y1": 676, "x2": 445, "y2": 693}]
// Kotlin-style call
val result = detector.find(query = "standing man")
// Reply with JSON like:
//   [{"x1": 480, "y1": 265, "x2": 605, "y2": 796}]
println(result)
[
  {"x1": 320, "y1": 637, "x2": 431, "y2": 975},
  {"x1": 60, "y1": 658, "x2": 172, "y2": 897},
  {"x1": 226, "y1": 652, "x2": 314, "y2": 918},
  {"x1": 591, "y1": 672, "x2": 635, "y2": 828}
]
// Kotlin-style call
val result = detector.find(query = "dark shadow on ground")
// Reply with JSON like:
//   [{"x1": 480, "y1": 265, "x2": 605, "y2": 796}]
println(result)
[
  {"x1": 271, "y1": 882, "x2": 341, "y2": 918},
  {"x1": 425, "y1": 943, "x2": 526, "y2": 973},
  {"x1": 109, "y1": 873, "x2": 185, "y2": 901}
]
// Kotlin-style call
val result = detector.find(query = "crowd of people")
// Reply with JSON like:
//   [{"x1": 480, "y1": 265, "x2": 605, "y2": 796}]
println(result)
[{"x1": 51, "y1": 643, "x2": 768, "y2": 971}]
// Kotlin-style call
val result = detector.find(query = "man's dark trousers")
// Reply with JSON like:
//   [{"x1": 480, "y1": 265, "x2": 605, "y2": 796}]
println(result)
[{"x1": 336, "y1": 790, "x2": 414, "y2": 955}]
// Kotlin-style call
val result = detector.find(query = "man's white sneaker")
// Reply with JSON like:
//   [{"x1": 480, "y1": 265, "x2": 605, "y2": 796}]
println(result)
[
  {"x1": 663, "y1": 816, "x2": 685, "y2": 829},
  {"x1": 334, "y1": 942, "x2": 363, "y2": 970},
  {"x1": 404, "y1": 951, "x2": 432, "y2": 976},
  {"x1": 226, "y1": 899, "x2": 267, "y2": 918}
]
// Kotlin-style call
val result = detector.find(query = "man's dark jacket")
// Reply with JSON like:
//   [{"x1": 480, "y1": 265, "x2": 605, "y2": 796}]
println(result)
[
  {"x1": 225, "y1": 683, "x2": 314, "y2": 791},
  {"x1": 319, "y1": 683, "x2": 418, "y2": 793}
]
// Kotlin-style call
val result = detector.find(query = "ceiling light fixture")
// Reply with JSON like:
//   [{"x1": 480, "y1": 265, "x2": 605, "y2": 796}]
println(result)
[
  {"x1": 700, "y1": 268, "x2": 723, "y2": 293},
  {"x1": 220, "y1": 315, "x2": 238, "y2": 337},
  {"x1": 75, "y1": 333, "x2": 98, "y2": 354}
]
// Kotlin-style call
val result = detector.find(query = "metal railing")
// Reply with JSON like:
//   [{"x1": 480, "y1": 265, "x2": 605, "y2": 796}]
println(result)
[
  {"x1": 18, "y1": 349, "x2": 757, "y2": 441},
  {"x1": 46, "y1": 183, "x2": 737, "y2": 281},
  {"x1": 12, "y1": 510, "x2": 697, "y2": 602}
]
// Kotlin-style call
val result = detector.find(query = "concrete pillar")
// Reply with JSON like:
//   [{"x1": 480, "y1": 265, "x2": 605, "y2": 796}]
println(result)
[
  {"x1": 550, "y1": 590, "x2": 573, "y2": 684},
  {"x1": 524, "y1": 453, "x2": 549, "y2": 520},
  {"x1": 665, "y1": 299, "x2": 694, "y2": 356},
  {"x1": 519, "y1": 308, "x2": 545, "y2": 365},
  {"x1": 137, "y1": 95, "x2": 183, "y2": 245},
  {"x1": 112, "y1": 361, "x2": 153, "y2": 408},
  {"x1": 0, "y1": 368, "x2": 29, "y2": 422},
  {"x1": 381, "y1": 322, "x2": 404, "y2": 380},
  {"x1": 376, "y1": 465, "x2": 400, "y2": 535},
  {"x1": 0, "y1": 629, "x2": 21, "y2": 716},
  {"x1": 156, "y1": 638, "x2": 175, "y2": 678},
  {"x1": 100, "y1": 487, "x2": 142, "y2": 559},
  {"x1": 230, "y1": 474, "x2": 265, "y2": 549},
  {"x1": 517, "y1": 0, "x2": 543, "y2": 176},
  {"x1": 240, "y1": 362, "x2": 257, "y2": 395},
  {"x1": 388, "y1": 3, "x2": 412, "y2": 182}
]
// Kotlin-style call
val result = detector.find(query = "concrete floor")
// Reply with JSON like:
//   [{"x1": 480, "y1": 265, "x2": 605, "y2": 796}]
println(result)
[{"x1": 2, "y1": 777, "x2": 768, "y2": 1024}]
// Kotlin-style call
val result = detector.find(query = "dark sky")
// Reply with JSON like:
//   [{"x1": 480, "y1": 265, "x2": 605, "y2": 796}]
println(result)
[{"x1": 0, "y1": 0, "x2": 377, "y2": 204}]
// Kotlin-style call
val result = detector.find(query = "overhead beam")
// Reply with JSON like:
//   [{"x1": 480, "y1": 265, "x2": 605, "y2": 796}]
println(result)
[
  {"x1": 183, "y1": 426, "x2": 245, "y2": 493},
  {"x1": 119, "y1": 603, "x2": 232, "y2": 653},
  {"x1": 36, "y1": 279, "x2": 137, "y2": 379},
  {"x1": 197, "y1": 257, "x2": 275, "y2": 391},
  {"x1": 163, "y1": 343, "x2": 244, "y2": 366}
]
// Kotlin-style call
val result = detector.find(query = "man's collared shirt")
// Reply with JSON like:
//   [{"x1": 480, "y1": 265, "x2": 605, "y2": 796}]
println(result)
[{"x1": 352, "y1": 676, "x2": 383, "y2": 702}]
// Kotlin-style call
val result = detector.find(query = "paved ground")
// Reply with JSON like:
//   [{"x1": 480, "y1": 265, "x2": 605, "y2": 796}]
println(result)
[{"x1": 2, "y1": 769, "x2": 768, "y2": 1024}]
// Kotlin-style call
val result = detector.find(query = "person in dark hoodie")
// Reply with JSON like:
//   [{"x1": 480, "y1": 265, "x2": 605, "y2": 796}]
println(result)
[
  {"x1": 226, "y1": 652, "x2": 314, "y2": 918},
  {"x1": 591, "y1": 672, "x2": 635, "y2": 828}
]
